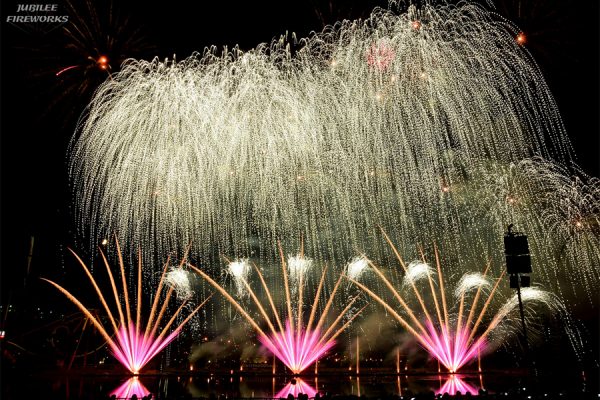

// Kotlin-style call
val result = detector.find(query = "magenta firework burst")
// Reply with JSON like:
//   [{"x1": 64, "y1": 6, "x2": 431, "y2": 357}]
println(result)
[
  {"x1": 42, "y1": 239, "x2": 210, "y2": 374},
  {"x1": 191, "y1": 242, "x2": 365, "y2": 374}
]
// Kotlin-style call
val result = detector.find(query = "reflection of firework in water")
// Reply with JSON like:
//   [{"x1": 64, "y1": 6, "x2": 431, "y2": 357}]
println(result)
[
  {"x1": 190, "y1": 244, "x2": 364, "y2": 374},
  {"x1": 437, "y1": 375, "x2": 478, "y2": 396},
  {"x1": 350, "y1": 232, "x2": 565, "y2": 373},
  {"x1": 276, "y1": 378, "x2": 317, "y2": 398},
  {"x1": 111, "y1": 377, "x2": 151, "y2": 399},
  {"x1": 69, "y1": 1, "x2": 592, "y2": 300},
  {"x1": 42, "y1": 240, "x2": 210, "y2": 374}
]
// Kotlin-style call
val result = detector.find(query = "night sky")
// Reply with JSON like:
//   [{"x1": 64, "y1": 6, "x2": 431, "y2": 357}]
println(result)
[{"x1": 0, "y1": 0, "x2": 598, "y2": 364}]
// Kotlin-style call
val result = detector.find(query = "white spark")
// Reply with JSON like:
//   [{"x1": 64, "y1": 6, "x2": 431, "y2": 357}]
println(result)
[
  {"x1": 454, "y1": 273, "x2": 491, "y2": 297},
  {"x1": 229, "y1": 259, "x2": 250, "y2": 279},
  {"x1": 165, "y1": 267, "x2": 193, "y2": 299},
  {"x1": 403, "y1": 261, "x2": 432, "y2": 286},
  {"x1": 228, "y1": 259, "x2": 250, "y2": 296},
  {"x1": 490, "y1": 287, "x2": 560, "y2": 331},
  {"x1": 287, "y1": 255, "x2": 313, "y2": 283},
  {"x1": 347, "y1": 256, "x2": 369, "y2": 280}
]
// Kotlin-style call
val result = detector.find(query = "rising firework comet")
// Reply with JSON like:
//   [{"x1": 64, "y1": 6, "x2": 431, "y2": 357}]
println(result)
[
  {"x1": 69, "y1": 0, "x2": 580, "y2": 292},
  {"x1": 42, "y1": 239, "x2": 211, "y2": 374},
  {"x1": 349, "y1": 231, "x2": 567, "y2": 373},
  {"x1": 190, "y1": 243, "x2": 365, "y2": 374}
]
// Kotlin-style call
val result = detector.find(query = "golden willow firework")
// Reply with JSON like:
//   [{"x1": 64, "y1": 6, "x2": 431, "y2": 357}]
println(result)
[{"x1": 69, "y1": 1, "x2": 597, "y2": 299}]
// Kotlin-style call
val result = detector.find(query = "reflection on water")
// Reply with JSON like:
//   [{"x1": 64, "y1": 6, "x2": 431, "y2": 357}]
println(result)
[
  {"x1": 4, "y1": 370, "x2": 593, "y2": 399},
  {"x1": 437, "y1": 375, "x2": 478, "y2": 396},
  {"x1": 111, "y1": 377, "x2": 151, "y2": 399},
  {"x1": 275, "y1": 378, "x2": 317, "y2": 398},
  {"x1": 86, "y1": 374, "x2": 486, "y2": 399}
]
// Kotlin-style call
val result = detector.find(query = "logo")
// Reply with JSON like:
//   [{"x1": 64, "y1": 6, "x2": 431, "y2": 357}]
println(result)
[{"x1": 6, "y1": 3, "x2": 69, "y2": 33}]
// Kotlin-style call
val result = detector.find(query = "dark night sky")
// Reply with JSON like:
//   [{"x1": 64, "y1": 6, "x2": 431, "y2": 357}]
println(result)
[{"x1": 0, "y1": 0, "x2": 598, "y2": 308}]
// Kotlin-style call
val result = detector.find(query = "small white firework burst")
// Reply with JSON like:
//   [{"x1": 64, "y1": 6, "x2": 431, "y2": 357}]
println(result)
[
  {"x1": 403, "y1": 261, "x2": 432, "y2": 287},
  {"x1": 165, "y1": 267, "x2": 193, "y2": 299},
  {"x1": 346, "y1": 256, "x2": 369, "y2": 280},
  {"x1": 287, "y1": 254, "x2": 313, "y2": 284},
  {"x1": 228, "y1": 259, "x2": 250, "y2": 296}
]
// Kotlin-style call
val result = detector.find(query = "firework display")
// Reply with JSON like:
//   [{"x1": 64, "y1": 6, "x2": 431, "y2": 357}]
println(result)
[
  {"x1": 17, "y1": 1, "x2": 597, "y2": 397},
  {"x1": 68, "y1": 1, "x2": 598, "y2": 305}
]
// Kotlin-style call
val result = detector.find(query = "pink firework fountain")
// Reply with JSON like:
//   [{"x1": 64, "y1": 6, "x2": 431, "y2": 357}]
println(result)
[
  {"x1": 349, "y1": 230, "x2": 550, "y2": 373},
  {"x1": 191, "y1": 242, "x2": 365, "y2": 374},
  {"x1": 43, "y1": 239, "x2": 210, "y2": 374},
  {"x1": 259, "y1": 321, "x2": 335, "y2": 375}
]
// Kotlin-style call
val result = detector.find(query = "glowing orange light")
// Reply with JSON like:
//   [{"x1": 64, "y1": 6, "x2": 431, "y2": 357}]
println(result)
[
  {"x1": 441, "y1": 185, "x2": 450, "y2": 193},
  {"x1": 97, "y1": 55, "x2": 110, "y2": 71},
  {"x1": 412, "y1": 20, "x2": 421, "y2": 30},
  {"x1": 516, "y1": 33, "x2": 526, "y2": 45}
]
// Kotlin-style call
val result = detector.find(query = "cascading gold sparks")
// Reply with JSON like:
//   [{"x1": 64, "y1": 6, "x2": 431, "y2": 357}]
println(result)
[{"x1": 69, "y1": 1, "x2": 597, "y2": 301}]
